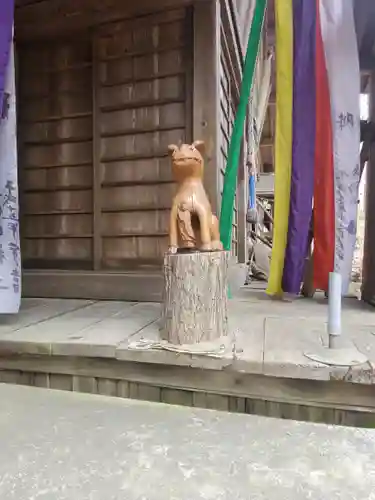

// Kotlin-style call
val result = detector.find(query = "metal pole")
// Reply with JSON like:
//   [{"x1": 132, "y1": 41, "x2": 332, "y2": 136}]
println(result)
[
  {"x1": 304, "y1": 271, "x2": 368, "y2": 367},
  {"x1": 327, "y1": 271, "x2": 341, "y2": 349}
]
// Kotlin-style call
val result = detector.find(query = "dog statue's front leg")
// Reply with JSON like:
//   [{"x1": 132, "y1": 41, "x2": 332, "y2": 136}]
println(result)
[
  {"x1": 210, "y1": 214, "x2": 223, "y2": 250},
  {"x1": 196, "y1": 204, "x2": 211, "y2": 251},
  {"x1": 168, "y1": 204, "x2": 179, "y2": 254}
]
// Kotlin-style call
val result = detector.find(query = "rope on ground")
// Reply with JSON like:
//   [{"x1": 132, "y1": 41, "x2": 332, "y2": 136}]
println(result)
[{"x1": 127, "y1": 330, "x2": 243, "y2": 358}]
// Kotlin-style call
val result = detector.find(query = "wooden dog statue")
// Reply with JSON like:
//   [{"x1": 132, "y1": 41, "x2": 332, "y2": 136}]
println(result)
[{"x1": 167, "y1": 140, "x2": 223, "y2": 253}]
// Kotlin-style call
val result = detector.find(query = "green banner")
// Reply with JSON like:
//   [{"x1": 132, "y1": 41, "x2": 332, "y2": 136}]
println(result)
[{"x1": 219, "y1": 0, "x2": 267, "y2": 250}]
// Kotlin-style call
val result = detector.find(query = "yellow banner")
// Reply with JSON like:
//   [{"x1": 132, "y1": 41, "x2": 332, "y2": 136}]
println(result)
[{"x1": 266, "y1": 0, "x2": 293, "y2": 296}]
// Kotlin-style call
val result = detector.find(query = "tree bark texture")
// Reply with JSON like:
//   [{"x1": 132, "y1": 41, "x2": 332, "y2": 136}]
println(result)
[{"x1": 161, "y1": 251, "x2": 229, "y2": 345}]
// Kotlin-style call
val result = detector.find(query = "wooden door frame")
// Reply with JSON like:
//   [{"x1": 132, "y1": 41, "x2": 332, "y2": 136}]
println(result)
[
  {"x1": 15, "y1": 0, "x2": 211, "y2": 42},
  {"x1": 192, "y1": 1, "x2": 221, "y2": 214},
  {"x1": 362, "y1": 72, "x2": 375, "y2": 305},
  {"x1": 18, "y1": 1, "x2": 197, "y2": 301},
  {"x1": 18, "y1": 0, "x2": 251, "y2": 300}
]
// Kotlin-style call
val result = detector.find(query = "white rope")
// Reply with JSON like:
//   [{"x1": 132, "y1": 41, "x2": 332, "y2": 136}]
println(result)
[{"x1": 127, "y1": 331, "x2": 242, "y2": 359}]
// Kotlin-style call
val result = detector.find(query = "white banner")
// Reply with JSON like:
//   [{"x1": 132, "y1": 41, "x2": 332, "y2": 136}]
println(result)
[
  {"x1": 0, "y1": 38, "x2": 21, "y2": 313},
  {"x1": 319, "y1": 0, "x2": 361, "y2": 294},
  {"x1": 256, "y1": 51, "x2": 273, "y2": 141}
]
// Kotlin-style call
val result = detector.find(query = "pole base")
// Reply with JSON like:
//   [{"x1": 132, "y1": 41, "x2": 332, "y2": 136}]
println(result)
[{"x1": 304, "y1": 347, "x2": 368, "y2": 367}]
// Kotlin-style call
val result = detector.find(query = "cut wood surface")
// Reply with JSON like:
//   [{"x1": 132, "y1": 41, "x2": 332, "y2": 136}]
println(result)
[{"x1": 161, "y1": 250, "x2": 229, "y2": 345}]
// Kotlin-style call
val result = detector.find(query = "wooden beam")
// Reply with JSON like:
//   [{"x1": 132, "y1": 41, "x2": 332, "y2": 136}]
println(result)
[
  {"x1": 362, "y1": 72, "x2": 375, "y2": 306},
  {"x1": 92, "y1": 37, "x2": 101, "y2": 271},
  {"x1": 360, "y1": 52, "x2": 375, "y2": 72},
  {"x1": 361, "y1": 73, "x2": 370, "y2": 93},
  {"x1": 15, "y1": 0, "x2": 210, "y2": 41},
  {"x1": 237, "y1": 139, "x2": 248, "y2": 263},
  {"x1": 22, "y1": 270, "x2": 164, "y2": 301},
  {"x1": 184, "y1": 7, "x2": 194, "y2": 143},
  {"x1": 192, "y1": 0, "x2": 221, "y2": 214}
]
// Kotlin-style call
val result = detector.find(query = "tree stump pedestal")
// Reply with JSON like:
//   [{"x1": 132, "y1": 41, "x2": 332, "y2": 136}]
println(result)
[{"x1": 161, "y1": 250, "x2": 229, "y2": 345}]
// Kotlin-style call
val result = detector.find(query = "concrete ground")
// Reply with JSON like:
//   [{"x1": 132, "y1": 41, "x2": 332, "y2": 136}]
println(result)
[
  {"x1": 1, "y1": 383, "x2": 375, "y2": 500},
  {"x1": 0, "y1": 284, "x2": 374, "y2": 384}
]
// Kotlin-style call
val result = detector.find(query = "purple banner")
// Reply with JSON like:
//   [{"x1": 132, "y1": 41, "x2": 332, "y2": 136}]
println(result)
[
  {"x1": 282, "y1": 0, "x2": 316, "y2": 294},
  {"x1": 0, "y1": 0, "x2": 14, "y2": 113}
]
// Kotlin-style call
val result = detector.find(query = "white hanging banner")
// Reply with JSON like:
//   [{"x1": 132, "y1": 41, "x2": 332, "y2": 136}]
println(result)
[
  {"x1": 256, "y1": 51, "x2": 273, "y2": 141},
  {"x1": 0, "y1": 38, "x2": 21, "y2": 313},
  {"x1": 319, "y1": 0, "x2": 360, "y2": 294}
]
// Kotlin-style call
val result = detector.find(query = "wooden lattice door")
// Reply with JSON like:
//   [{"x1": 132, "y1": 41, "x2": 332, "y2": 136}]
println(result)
[
  {"x1": 18, "y1": 39, "x2": 94, "y2": 270},
  {"x1": 17, "y1": 8, "x2": 192, "y2": 273},
  {"x1": 95, "y1": 8, "x2": 191, "y2": 269}
]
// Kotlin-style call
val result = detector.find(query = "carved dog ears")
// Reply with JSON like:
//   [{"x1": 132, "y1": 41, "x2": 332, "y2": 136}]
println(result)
[
  {"x1": 192, "y1": 140, "x2": 205, "y2": 153},
  {"x1": 167, "y1": 144, "x2": 178, "y2": 155},
  {"x1": 167, "y1": 140, "x2": 205, "y2": 155}
]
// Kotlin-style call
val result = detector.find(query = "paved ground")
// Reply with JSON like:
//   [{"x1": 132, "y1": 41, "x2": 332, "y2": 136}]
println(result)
[
  {"x1": 1, "y1": 383, "x2": 375, "y2": 500},
  {"x1": 0, "y1": 285, "x2": 374, "y2": 383}
]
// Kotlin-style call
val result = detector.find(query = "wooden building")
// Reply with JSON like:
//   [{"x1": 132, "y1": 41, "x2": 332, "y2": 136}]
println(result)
[
  {"x1": 14, "y1": 0, "x2": 270, "y2": 302},
  {"x1": 355, "y1": 1, "x2": 375, "y2": 306}
]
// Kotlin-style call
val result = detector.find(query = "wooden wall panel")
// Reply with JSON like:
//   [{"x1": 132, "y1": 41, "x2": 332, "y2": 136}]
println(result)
[
  {"x1": 99, "y1": 49, "x2": 185, "y2": 86},
  {"x1": 23, "y1": 142, "x2": 92, "y2": 168},
  {"x1": 19, "y1": 69, "x2": 92, "y2": 97},
  {"x1": 18, "y1": 39, "x2": 94, "y2": 269},
  {"x1": 21, "y1": 117, "x2": 92, "y2": 144},
  {"x1": 95, "y1": 9, "x2": 191, "y2": 269},
  {"x1": 22, "y1": 191, "x2": 92, "y2": 215},
  {"x1": 101, "y1": 211, "x2": 169, "y2": 236},
  {"x1": 102, "y1": 236, "x2": 169, "y2": 266},
  {"x1": 100, "y1": 103, "x2": 185, "y2": 135},
  {"x1": 101, "y1": 158, "x2": 172, "y2": 185},
  {"x1": 23, "y1": 239, "x2": 92, "y2": 263},
  {"x1": 100, "y1": 129, "x2": 185, "y2": 161},
  {"x1": 23, "y1": 166, "x2": 92, "y2": 191},
  {"x1": 22, "y1": 95, "x2": 92, "y2": 122},
  {"x1": 22, "y1": 214, "x2": 92, "y2": 238},
  {"x1": 99, "y1": 75, "x2": 185, "y2": 111},
  {"x1": 100, "y1": 185, "x2": 174, "y2": 212}
]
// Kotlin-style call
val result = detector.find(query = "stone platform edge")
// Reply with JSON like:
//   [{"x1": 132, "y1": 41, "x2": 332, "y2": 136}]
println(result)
[{"x1": 0, "y1": 334, "x2": 373, "y2": 386}]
